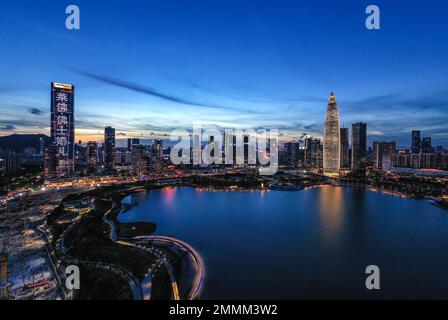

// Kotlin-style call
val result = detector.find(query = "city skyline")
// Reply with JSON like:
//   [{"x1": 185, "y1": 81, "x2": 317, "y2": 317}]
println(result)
[{"x1": 0, "y1": 1, "x2": 447, "y2": 147}]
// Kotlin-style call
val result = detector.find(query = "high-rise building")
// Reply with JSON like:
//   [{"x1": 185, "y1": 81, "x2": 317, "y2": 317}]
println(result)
[
  {"x1": 323, "y1": 92, "x2": 341, "y2": 176},
  {"x1": 0, "y1": 151, "x2": 22, "y2": 176},
  {"x1": 127, "y1": 138, "x2": 141, "y2": 151},
  {"x1": 340, "y1": 127, "x2": 349, "y2": 168},
  {"x1": 151, "y1": 139, "x2": 163, "y2": 172},
  {"x1": 411, "y1": 130, "x2": 421, "y2": 154},
  {"x1": 132, "y1": 144, "x2": 149, "y2": 176},
  {"x1": 284, "y1": 142, "x2": 301, "y2": 165},
  {"x1": 74, "y1": 141, "x2": 86, "y2": 163},
  {"x1": 421, "y1": 137, "x2": 433, "y2": 153},
  {"x1": 39, "y1": 137, "x2": 45, "y2": 156},
  {"x1": 44, "y1": 143, "x2": 59, "y2": 177},
  {"x1": 104, "y1": 126, "x2": 116, "y2": 172},
  {"x1": 351, "y1": 122, "x2": 367, "y2": 174},
  {"x1": 373, "y1": 141, "x2": 396, "y2": 170},
  {"x1": 305, "y1": 137, "x2": 322, "y2": 169},
  {"x1": 50, "y1": 82, "x2": 75, "y2": 176},
  {"x1": 395, "y1": 152, "x2": 410, "y2": 168},
  {"x1": 86, "y1": 142, "x2": 98, "y2": 173}
]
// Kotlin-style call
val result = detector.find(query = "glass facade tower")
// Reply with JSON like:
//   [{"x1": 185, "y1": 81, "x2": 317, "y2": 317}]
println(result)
[{"x1": 323, "y1": 92, "x2": 341, "y2": 177}]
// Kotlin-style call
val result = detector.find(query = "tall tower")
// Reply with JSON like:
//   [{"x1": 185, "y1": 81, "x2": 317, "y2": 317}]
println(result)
[
  {"x1": 50, "y1": 82, "x2": 75, "y2": 176},
  {"x1": 104, "y1": 126, "x2": 116, "y2": 172},
  {"x1": 373, "y1": 141, "x2": 396, "y2": 170},
  {"x1": 351, "y1": 122, "x2": 367, "y2": 174},
  {"x1": 86, "y1": 141, "x2": 98, "y2": 173},
  {"x1": 340, "y1": 127, "x2": 349, "y2": 168},
  {"x1": 323, "y1": 92, "x2": 341, "y2": 177}
]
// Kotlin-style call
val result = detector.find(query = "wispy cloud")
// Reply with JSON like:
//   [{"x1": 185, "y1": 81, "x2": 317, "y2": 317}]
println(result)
[
  {"x1": 75, "y1": 70, "x2": 265, "y2": 114},
  {"x1": 28, "y1": 107, "x2": 44, "y2": 116},
  {"x1": 0, "y1": 124, "x2": 16, "y2": 131}
]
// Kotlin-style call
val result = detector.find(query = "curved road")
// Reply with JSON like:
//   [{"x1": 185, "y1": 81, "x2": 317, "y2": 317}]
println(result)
[
  {"x1": 105, "y1": 203, "x2": 204, "y2": 300},
  {"x1": 132, "y1": 235, "x2": 204, "y2": 300}
]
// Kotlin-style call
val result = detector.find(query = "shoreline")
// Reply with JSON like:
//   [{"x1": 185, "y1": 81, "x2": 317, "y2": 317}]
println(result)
[{"x1": 115, "y1": 182, "x2": 447, "y2": 221}]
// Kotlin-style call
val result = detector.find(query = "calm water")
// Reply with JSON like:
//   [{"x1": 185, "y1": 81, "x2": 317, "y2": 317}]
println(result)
[{"x1": 118, "y1": 186, "x2": 448, "y2": 299}]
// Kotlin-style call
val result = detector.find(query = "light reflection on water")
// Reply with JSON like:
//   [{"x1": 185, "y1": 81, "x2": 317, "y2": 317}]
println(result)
[{"x1": 119, "y1": 186, "x2": 448, "y2": 299}]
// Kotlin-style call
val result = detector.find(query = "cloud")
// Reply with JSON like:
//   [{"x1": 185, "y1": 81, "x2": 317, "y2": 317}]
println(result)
[
  {"x1": 74, "y1": 70, "x2": 266, "y2": 114},
  {"x1": 117, "y1": 132, "x2": 127, "y2": 136},
  {"x1": 0, "y1": 124, "x2": 16, "y2": 131},
  {"x1": 28, "y1": 107, "x2": 44, "y2": 116}
]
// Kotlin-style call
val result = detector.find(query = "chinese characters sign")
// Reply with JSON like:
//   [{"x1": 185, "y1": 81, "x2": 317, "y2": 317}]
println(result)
[{"x1": 51, "y1": 82, "x2": 74, "y2": 172}]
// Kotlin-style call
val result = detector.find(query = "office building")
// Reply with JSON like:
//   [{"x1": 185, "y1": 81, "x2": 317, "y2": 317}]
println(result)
[
  {"x1": 305, "y1": 137, "x2": 322, "y2": 169},
  {"x1": 323, "y1": 92, "x2": 341, "y2": 176},
  {"x1": 411, "y1": 130, "x2": 421, "y2": 154},
  {"x1": 86, "y1": 141, "x2": 98, "y2": 173},
  {"x1": 421, "y1": 137, "x2": 433, "y2": 154},
  {"x1": 104, "y1": 126, "x2": 116, "y2": 171},
  {"x1": 50, "y1": 82, "x2": 75, "y2": 176},
  {"x1": 373, "y1": 141, "x2": 396, "y2": 170},
  {"x1": 340, "y1": 127, "x2": 349, "y2": 168},
  {"x1": 351, "y1": 122, "x2": 367, "y2": 174}
]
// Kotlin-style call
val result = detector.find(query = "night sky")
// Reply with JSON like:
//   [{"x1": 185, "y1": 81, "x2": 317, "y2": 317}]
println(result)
[{"x1": 0, "y1": 0, "x2": 447, "y2": 148}]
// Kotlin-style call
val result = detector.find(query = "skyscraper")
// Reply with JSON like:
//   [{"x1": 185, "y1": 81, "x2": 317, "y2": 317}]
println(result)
[
  {"x1": 284, "y1": 141, "x2": 301, "y2": 165},
  {"x1": 50, "y1": 82, "x2": 75, "y2": 176},
  {"x1": 411, "y1": 130, "x2": 421, "y2": 154},
  {"x1": 340, "y1": 127, "x2": 349, "y2": 168},
  {"x1": 104, "y1": 126, "x2": 116, "y2": 171},
  {"x1": 86, "y1": 141, "x2": 98, "y2": 174},
  {"x1": 44, "y1": 143, "x2": 59, "y2": 177},
  {"x1": 323, "y1": 92, "x2": 341, "y2": 176},
  {"x1": 39, "y1": 137, "x2": 45, "y2": 156},
  {"x1": 373, "y1": 141, "x2": 396, "y2": 170},
  {"x1": 304, "y1": 137, "x2": 322, "y2": 169},
  {"x1": 132, "y1": 144, "x2": 149, "y2": 176},
  {"x1": 127, "y1": 138, "x2": 140, "y2": 151},
  {"x1": 151, "y1": 139, "x2": 163, "y2": 172},
  {"x1": 351, "y1": 122, "x2": 367, "y2": 174},
  {"x1": 421, "y1": 137, "x2": 433, "y2": 153}
]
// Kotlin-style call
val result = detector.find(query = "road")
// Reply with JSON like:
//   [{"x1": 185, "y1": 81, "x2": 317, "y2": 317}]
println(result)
[
  {"x1": 132, "y1": 235, "x2": 204, "y2": 300},
  {"x1": 105, "y1": 203, "x2": 204, "y2": 300},
  {"x1": 56, "y1": 208, "x2": 143, "y2": 300}
]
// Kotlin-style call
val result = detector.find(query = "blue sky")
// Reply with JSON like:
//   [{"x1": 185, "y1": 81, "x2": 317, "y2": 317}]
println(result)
[{"x1": 0, "y1": 0, "x2": 447, "y2": 148}]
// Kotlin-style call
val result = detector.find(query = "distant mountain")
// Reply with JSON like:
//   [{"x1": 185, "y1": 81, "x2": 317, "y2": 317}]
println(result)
[{"x1": 0, "y1": 134, "x2": 51, "y2": 152}]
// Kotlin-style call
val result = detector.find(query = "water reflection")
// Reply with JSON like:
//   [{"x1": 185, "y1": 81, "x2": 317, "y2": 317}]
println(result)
[
  {"x1": 318, "y1": 185, "x2": 344, "y2": 241},
  {"x1": 118, "y1": 186, "x2": 448, "y2": 299},
  {"x1": 161, "y1": 187, "x2": 177, "y2": 206}
]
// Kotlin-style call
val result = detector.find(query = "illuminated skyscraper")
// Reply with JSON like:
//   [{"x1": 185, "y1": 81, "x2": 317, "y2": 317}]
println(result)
[
  {"x1": 351, "y1": 122, "x2": 367, "y2": 174},
  {"x1": 86, "y1": 141, "x2": 98, "y2": 173},
  {"x1": 151, "y1": 139, "x2": 163, "y2": 172},
  {"x1": 373, "y1": 141, "x2": 396, "y2": 170},
  {"x1": 127, "y1": 138, "x2": 140, "y2": 151},
  {"x1": 104, "y1": 126, "x2": 116, "y2": 172},
  {"x1": 323, "y1": 92, "x2": 340, "y2": 176},
  {"x1": 132, "y1": 144, "x2": 149, "y2": 176},
  {"x1": 50, "y1": 82, "x2": 75, "y2": 176},
  {"x1": 305, "y1": 137, "x2": 322, "y2": 169},
  {"x1": 340, "y1": 127, "x2": 349, "y2": 168}
]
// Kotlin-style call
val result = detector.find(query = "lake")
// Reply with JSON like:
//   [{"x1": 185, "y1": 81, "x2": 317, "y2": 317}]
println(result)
[{"x1": 118, "y1": 186, "x2": 448, "y2": 299}]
